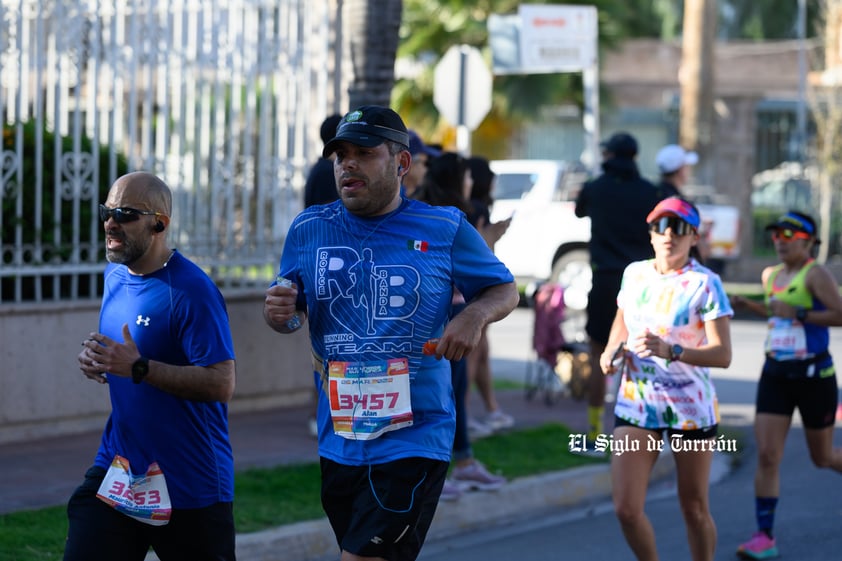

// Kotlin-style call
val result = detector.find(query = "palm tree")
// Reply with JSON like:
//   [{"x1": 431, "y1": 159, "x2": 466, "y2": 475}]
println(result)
[{"x1": 344, "y1": 0, "x2": 404, "y2": 108}]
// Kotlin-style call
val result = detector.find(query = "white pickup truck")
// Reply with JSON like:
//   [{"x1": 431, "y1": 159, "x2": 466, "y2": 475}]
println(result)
[
  {"x1": 488, "y1": 160, "x2": 592, "y2": 311},
  {"x1": 488, "y1": 160, "x2": 740, "y2": 304}
]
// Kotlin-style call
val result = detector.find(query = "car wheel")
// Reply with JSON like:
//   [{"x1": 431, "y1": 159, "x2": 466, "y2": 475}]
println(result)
[{"x1": 550, "y1": 249, "x2": 591, "y2": 343}]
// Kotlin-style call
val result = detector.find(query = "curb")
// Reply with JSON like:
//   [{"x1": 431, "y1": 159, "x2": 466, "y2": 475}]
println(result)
[{"x1": 196, "y1": 451, "x2": 676, "y2": 561}]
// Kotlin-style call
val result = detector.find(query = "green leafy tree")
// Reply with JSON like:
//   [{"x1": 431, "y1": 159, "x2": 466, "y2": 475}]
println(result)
[
  {"x1": 395, "y1": 0, "x2": 668, "y2": 153},
  {"x1": 719, "y1": 0, "x2": 821, "y2": 39}
]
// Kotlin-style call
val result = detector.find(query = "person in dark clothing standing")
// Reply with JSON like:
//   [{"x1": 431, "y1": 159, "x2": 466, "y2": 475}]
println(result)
[
  {"x1": 302, "y1": 113, "x2": 342, "y2": 436},
  {"x1": 574, "y1": 131, "x2": 660, "y2": 450},
  {"x1": 303, "y1": 114, "x2": 342, "y2": 208}
]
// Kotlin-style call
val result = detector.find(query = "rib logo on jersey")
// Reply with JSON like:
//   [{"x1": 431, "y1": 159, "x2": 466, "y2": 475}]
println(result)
[{"x1": 316, "y1": 246, "x2": 421, "y2": 346}]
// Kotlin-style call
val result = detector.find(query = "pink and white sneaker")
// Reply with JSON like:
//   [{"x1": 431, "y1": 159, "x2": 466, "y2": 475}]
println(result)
[
  {"x1": 451, "y1": 460, "x2": 505, "y2": 491},
  {"x1": 736, "y1": 531, "x2": 779, "y2": 559},
  {"x1": 439, "y1": 479, "x2": 462, "y2": 502}
]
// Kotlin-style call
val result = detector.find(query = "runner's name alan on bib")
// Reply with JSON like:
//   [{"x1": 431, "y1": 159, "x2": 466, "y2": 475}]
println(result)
[{"x1": 328, "y1": 358, "x2": 413, "y2": 440}]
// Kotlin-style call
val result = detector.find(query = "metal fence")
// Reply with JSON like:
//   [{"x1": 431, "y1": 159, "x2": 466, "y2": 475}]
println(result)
[{"x1": 1, "y1": 0, "x2": 344, "y2": 303}]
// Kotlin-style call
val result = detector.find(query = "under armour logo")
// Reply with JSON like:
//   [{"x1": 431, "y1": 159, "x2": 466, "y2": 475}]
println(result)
[
  {"x1": 370, "y1": 536, "x2": 384, "y2": 545},
  {"x1": 136, "y1": 315, "x2": 151, "y2": 326}
]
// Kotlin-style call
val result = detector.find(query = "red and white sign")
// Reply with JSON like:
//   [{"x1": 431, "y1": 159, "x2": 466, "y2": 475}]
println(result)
[{"x1": 518, "y1": 4, "x2": 597, "y2": 73}]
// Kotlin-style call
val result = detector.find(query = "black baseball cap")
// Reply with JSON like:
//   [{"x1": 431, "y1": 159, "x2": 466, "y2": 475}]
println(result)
[
  {"x1": 319, "y1": 114, "x2": 342, "y2": 145},
  {"x1": 600, "y1": 132, "x2": 638, "y2": 159},
  {"x1": 322, "y1": 105, "x2": 410, "y2": 157},
  {"x1": 408, "y1": 130, "x2": 441, "y2": 158}
]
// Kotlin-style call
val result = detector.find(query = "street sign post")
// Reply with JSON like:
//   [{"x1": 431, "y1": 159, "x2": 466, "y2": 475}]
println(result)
[
  {"x1": 518, "y1": 4, "x2": 597, "y2": 73},
  {"x1": 488, "y1": 4, "x2": 600, "y2": 173},
  {"x1": 433, "y1": 44, "x2": 492, "y2": 154}
]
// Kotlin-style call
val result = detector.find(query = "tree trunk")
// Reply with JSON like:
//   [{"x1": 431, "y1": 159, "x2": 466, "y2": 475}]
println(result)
[
  {"x1": 344, "y1": 0, "x2": 403, "y2": 109},
  {"x1": 680, "y1": 0, "x2": 717, "y2": 186},
  {"x1": 811, "y1": 0, "x2": 842, "y2": 262}
]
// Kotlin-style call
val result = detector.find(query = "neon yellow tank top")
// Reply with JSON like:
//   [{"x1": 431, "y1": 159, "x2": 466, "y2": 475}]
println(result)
[
  {"x1": 764, "y1": 259, "x2": 815, "y2": 309},
  {"x1": 764, "y1": 259, "x2": 815, "y2": 359}
]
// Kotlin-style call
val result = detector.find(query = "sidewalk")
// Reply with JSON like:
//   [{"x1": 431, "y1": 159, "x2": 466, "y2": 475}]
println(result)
[{"x1": 2, "y1": 385, "x2": 678, "y2": 561}]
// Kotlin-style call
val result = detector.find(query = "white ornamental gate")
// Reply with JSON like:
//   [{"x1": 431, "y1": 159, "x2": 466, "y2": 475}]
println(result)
[{"x1": 0, "y1": 0, "x2": 346, "y2": 303}]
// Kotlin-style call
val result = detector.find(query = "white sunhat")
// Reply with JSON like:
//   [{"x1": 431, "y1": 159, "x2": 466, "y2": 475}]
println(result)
[{"x1": 656, "y1": 144, "x2": 699, "y2": 174}]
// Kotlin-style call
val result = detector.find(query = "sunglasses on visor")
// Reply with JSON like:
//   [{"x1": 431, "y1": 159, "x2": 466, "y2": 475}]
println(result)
[
  {"x1": 99, "y1": 204, "x2": 161, "y2": 224},
  {"x1": 771, "y1": 229, "x2": 810, "y2": 242},
  {"x1": 649, "y1": 216, "x2": 696, "y2": 236}
]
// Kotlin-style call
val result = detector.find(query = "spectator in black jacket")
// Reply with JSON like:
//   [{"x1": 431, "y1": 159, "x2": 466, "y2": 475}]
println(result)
[
  {"x1": 574, "y1": 131, "x2": 660, "y2": 452},
  {"x1": 303, "y1": 114, "x2": 342, "y2": 208},
  {"x1": 302, "y1": 113, "x2": 342, "y2": 436}
]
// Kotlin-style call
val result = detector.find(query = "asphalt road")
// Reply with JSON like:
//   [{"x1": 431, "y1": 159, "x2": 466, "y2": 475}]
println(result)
[{"x1": 415, "y1": 309, "x2": 842, "y2": 561}]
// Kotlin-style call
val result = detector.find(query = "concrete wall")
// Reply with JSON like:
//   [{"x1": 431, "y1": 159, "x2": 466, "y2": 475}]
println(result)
[{"x1": 0, "y1": 292, "x2": 312, "y2": 445}]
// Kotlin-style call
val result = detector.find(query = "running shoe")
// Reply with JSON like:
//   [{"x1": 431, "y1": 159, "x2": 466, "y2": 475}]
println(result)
[
  {"x1": 451, "y1": 460, "x2": 506, "y2": 491},
  {"x1": 736, "y1": 531, "x2": 779, "y2": 559},
  {"x1": 484, "y1": 410, "x2": 515, "y2": 431},
  {"x1": 439, "y1": 479, "x2": 463, "y2": 502},
  {"x1": 467, "y1": 417, "x2": 494, "y2": 439}
]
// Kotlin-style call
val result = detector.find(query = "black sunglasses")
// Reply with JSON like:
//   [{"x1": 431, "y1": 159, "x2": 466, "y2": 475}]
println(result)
[
  {"x1": 649, "y1": 216, "x2": 696, "y2": 236},
  {"x1": 99, "y1": 204, "x2": 161, "y2": 224}
]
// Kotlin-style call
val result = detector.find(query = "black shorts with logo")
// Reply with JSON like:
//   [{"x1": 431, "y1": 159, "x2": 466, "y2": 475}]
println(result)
[
  {"x1": 320, "y1": 456, "x2": 448, "y2": 561},
  {"x1": 756, "y1": 357, "x2": 838, "y2": 429}
]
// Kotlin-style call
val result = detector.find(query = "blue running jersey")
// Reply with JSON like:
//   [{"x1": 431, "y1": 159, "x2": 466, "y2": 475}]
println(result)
[
  {"x1": 279, "y1": 197, "x2": 514, "y2": 465},
  {"x1": 93, "y1": 251, "x2": 236, "y2": 508}
]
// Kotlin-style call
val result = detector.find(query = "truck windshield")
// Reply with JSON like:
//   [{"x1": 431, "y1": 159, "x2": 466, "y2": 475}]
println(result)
[{"x1": 495, "y1": 173, "x2": 538, "y2": 200}]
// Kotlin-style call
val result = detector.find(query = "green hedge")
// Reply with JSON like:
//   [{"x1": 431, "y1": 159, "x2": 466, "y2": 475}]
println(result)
[{"x1": 2, "y1": 121, "x2": 130, "y2": 301}]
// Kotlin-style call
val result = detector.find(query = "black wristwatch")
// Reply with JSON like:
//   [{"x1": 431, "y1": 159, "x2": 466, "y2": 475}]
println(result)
[
  {"x1": 669, "y1": 344, "x2": 684, "y2": 362},
  {"x1": 795, "y1": 307, "x2": 808, "y2": 323},
  {"x1": 131, "y1": 357, "x2": 150, "y2": 384}
]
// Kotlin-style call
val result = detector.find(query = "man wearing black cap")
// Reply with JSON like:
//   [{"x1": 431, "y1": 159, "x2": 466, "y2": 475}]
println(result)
[
  {"x1": 264, "y1": 106, "x2": 519, "y2": 561},
  {"x1": 574, "y1": 131, "x2": 660, "y2": 451}
]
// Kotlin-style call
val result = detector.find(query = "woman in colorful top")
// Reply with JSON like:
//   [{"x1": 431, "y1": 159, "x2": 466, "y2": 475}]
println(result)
[
  {"x1": 600, "y1": 196, "x2": 733, "y2": 561},
  {"x1": 729, "y1": 210, "x2": 842, "y2": 560}
]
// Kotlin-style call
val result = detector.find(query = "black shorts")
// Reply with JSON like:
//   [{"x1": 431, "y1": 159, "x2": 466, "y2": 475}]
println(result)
[
  {"x1": 320, "y1": 456, "x2": 448, "y2": 561},
  {"x1": 586, "y1": 271, "x2": 623, "y2": 344},
  {"x1": 614, "y1": 415, "x2": 718, "y2": 440},
  {"x1": 63, "y1": 466, "x2": 235, "y2": 561},
  {"x1": 756, "y1": 361, "x2": 838, "y2": 429}
]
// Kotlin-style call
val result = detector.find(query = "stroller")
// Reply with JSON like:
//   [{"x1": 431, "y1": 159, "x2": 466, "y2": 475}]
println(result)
[{"x1": 525, "y1": 282, "x2": 590, "y2": 405}]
